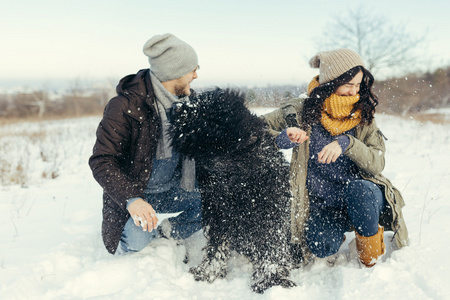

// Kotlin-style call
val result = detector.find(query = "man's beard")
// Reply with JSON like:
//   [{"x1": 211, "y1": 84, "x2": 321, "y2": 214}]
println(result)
[{"x1": 174, "y1": 83, "x2": 190, "y2": 97}]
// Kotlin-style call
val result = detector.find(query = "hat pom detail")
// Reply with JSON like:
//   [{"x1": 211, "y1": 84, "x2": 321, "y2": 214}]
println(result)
[{"x1": 309, "y1": 54, "x2": 321, "y2": 68}]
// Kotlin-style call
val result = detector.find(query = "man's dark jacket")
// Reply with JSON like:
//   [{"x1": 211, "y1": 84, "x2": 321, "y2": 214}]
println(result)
[{"x1": 89, "y1": 69, "x2": 162, "y2": 254}]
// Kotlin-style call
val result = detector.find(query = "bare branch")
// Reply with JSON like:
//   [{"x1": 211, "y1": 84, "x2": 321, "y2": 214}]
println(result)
[{"x1": 315, "y1": 6, "x2": 426, "y2": 78}]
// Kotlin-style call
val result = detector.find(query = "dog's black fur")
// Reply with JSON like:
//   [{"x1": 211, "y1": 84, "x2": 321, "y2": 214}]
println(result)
[{"x1": 170, "y1": 88, "x2": 295, "y2": 293}]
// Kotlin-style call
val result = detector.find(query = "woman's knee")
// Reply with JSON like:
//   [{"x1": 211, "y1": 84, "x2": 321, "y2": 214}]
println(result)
[
  {"x1": 306, "y1": 209, "x2": 347, "y2": 258},
  {"x1": 345, "y1": 180, "x2": 385, "y2": 236},
  {"x1": 305, "y1": 222, "x2": 344, "y2": 258},
  {"x1": 345, "y1": 180, "x2": 383, "y2": 208},
  {"x1": 347, "y1": 180, "x2": 378, "y2": 195},
  {"x1": 306, "y1": 232, "x2": 342, "y2": 258}
]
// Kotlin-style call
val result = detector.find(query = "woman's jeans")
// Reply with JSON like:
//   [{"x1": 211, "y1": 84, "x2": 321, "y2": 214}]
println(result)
[
  {"x1": 306, "y1": 180, "x2": 386, "y2": 258},
  {"x1": 116, "y1": 186, "x2": 202, "y2": 255}
]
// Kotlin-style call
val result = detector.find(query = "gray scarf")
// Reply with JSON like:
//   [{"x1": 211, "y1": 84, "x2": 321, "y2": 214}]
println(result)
[{"x1": 150, "y1": 71, "x2": 196, "y2": 192}]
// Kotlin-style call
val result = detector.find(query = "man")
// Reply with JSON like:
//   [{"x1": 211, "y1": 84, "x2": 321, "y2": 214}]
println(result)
[{"x1": 89, "y1": 33, "x2": 201, "y2": 255}]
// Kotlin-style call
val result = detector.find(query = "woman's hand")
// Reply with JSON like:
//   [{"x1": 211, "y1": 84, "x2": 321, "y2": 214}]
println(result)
[
  {"x1": 286, "y1": 127, "x2": 309, "y2": 143},
  {"x1": 127, "y1": 198, "x2": 159, "y2": 232},
  {"x1": 317, "y1": 140, "x2": 342, "y2": 164}
]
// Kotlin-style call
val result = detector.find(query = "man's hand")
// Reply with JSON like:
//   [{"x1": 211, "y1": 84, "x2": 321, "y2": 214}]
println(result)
[
  {"x1": 127, "y1": 198, "x2": 158, "y2": 232},
  {"x1": 317, "y1": 140, "x2": 342, "y2": 164},
  {"x1": 286, "y1": 127, "x2": 309, "y2": 143}
]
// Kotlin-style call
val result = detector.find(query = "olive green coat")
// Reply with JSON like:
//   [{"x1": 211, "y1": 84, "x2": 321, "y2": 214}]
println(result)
[{"x1": 262, "y1": 97, "x2": 409, "y2": 260}]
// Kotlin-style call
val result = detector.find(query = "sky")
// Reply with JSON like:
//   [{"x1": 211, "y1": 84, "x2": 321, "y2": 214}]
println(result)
[{"x1": 1, "y1": 0, "x2": 449, "y2": 90}]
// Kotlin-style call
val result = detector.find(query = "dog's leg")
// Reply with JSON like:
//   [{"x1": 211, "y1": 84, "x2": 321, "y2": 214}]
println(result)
[
  {"x1": 189, "y1": 240, "x2": 230, "y2": 283},
  {"x1": 248, "y1": 241, "x2": 296, "y2": 294},
  {"x1": 251, "y1": 260, "x2": 296, "y2": 294}
]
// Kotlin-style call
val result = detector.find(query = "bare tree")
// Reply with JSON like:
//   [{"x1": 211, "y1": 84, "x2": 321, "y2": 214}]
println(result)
[
  {"x1": 29, "y1": 90, "x2": 50, "y2": 119},
  {"x1": 315, "y1": 6, "x2": 425, "y2": 78}
]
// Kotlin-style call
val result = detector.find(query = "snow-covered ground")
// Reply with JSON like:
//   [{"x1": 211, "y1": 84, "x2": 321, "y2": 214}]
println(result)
[{"x1": 1, "y1": 109, "x2": 449, "y2": 300}]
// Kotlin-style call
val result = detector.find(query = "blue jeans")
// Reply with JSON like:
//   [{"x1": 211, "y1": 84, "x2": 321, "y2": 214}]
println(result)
[
  {"x1": 116, "y1": 186, "x2": 202, "y2": 254},
  {"x1": 305, "y1": 180, "x2": 386, "y2": 258}
]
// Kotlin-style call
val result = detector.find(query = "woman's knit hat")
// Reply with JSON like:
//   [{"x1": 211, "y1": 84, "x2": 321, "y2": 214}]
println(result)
[
  {"x1": 143, "y1": 33, "x2": 198, "y2": 82},
  {"x1": 309, "y1": 49, "x2": 365, "y2": 84}
]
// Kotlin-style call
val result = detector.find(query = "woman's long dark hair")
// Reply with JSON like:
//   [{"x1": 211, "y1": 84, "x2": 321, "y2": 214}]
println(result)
[{"x1": 300, "y1": 66, "x2": 378, "y2": 130}]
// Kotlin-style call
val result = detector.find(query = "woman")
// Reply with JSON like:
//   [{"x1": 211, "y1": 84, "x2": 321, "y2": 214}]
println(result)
[{"x1": 262, "y1": 49, "x2": 408, "y2": 267}]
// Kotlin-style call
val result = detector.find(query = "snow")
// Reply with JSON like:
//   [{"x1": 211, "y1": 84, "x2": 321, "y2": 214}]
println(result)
[{"x1": 1, "y1": 109, "x2": 450, "y2": 299}]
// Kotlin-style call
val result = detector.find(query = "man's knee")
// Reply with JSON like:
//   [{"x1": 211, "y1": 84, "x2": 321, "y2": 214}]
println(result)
[
  {"x1": 119, "y1": 220, "x2": 158, "y2": 254},
  {"x1": 124, "y1": 234, "x2": 155, "y2": 252}
]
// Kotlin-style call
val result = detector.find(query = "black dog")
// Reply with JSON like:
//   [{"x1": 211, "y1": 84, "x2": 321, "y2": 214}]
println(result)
[{"x1": 170, "y1": 88, "x2": 296, "y2": 293}]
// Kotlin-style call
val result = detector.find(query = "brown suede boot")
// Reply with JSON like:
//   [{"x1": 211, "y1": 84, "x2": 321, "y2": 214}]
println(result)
[{"x1": 355, "y1": 225, "x2": 386, "y2": 267}]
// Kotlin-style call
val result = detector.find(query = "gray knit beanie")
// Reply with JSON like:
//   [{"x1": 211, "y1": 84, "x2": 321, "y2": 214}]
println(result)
[
  {"x1": 143, "y1": 33, "x2": 198, "y2": 82},
  {"x1": 309, "y1": 48, "x2": 365, "y2": 84}
]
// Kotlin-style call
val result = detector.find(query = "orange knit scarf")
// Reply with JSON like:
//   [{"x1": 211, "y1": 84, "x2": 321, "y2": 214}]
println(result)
[{"x1": 308, "y1": 76, "x2": 362, "y2": 136}]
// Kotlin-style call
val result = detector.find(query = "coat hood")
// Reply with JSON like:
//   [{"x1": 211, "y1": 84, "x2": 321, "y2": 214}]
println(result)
[{"x1": 116, "y1": 69, "x2": 153, "y2": 100}]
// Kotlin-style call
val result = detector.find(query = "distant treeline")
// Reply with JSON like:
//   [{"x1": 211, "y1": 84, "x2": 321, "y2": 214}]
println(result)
[
  {"x1": 0, "y1": 66, "x2": 449, "y2": 121},
  {"x1": 0, "y1": 88, "x2": 111, "y2": 121},
  {"x1": 242, "y1": 66, "x2": 450, "y2": 116},
  {"x1": 375, "y1": 66, "x2": 450, "y2": 115}
]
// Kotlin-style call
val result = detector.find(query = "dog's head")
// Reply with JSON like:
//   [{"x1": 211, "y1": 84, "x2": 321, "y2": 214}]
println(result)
[{"x1": 170, "y1": 88, "x2": 263, "y2": 158}]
